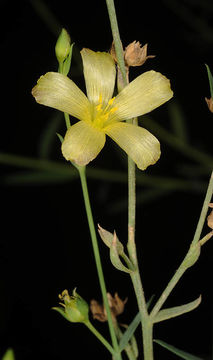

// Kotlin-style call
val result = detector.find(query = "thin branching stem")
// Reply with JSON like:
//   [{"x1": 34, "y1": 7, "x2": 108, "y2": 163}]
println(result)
[{"x1": 105, "y1": 0, "x2": 154, "y2": 358}]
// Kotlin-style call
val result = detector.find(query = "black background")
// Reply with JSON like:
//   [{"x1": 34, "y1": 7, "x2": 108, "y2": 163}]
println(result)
[{"x1": 0, "y1": 0, "x2": 213, "y2": 359}]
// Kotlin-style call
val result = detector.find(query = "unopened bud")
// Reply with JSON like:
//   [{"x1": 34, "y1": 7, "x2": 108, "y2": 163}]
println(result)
[{"x1": 55, "y1": 28, "x2": 71, "y2": 64}]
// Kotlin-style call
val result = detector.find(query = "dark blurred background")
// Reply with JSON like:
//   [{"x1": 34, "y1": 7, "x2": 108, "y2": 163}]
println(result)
[{"x1": 0, "y1": 0, "x2": 213, "y2": 359}]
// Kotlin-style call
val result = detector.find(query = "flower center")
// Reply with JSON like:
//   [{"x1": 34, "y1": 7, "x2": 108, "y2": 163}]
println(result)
[{"x1": 91, "y1": 95, "x2": 117, "y2": 129}]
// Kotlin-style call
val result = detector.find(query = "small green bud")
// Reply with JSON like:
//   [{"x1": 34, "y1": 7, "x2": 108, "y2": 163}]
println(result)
[
  {"x1": 55, "y1": 28, "x2": 71, "y2": 64},
  {"x1": 53, "y1": 289, "x2": 89, "y2": 323},
  {"x1": 2, "y1": 349, "x2": 15, "y2": 360}
]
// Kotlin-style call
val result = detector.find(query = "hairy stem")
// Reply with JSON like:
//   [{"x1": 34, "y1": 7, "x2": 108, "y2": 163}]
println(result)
[
  {"x1": 192, "y1": 170, "x2": 213, "y2": 245},
  {"x1": 105, "y1": 0, "x2": 127, "y2": 84},
  {"x1": 105, "y1": 0, "x2": 154, "y2": 358}
]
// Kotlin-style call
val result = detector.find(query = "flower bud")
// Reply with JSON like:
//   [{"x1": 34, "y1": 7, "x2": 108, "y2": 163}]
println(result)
[
  {"x1": 55, "y1": 28, "x2": 71, "y2": 64},
  {"x1": 53, "y1": 289, "x2": 89, "y2": 323}
]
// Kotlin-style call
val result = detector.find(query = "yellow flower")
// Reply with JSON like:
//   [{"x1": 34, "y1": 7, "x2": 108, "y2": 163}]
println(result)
[{"x1": 32, "y1": 49, "x2": 173, "y2": 170}]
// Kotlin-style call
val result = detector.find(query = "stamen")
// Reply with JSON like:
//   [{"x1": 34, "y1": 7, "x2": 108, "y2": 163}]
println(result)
[
  {"x1": 92, "y1": 95, "x2": 118, "y2": 129},
  {"x1": 107, "y1": 97, "x2": 115, "y2": 106}
]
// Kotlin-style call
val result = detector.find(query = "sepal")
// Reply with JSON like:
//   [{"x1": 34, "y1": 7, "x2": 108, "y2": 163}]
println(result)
[
  {"x1": 98, "y1": 225, "x2": 135, "y2": 273},
  {"x1": 98, "y1": 224, "x2": 124, "y2": 254},
  {"x1": 53, "y1": 288, "x2": 89, "y2": 323},
  {"x1": 62, "y1": 43, "x2": 74, "y2": 76},
  {"x1": 110, "y1": 232, "x2": 134, "y2": 273}
]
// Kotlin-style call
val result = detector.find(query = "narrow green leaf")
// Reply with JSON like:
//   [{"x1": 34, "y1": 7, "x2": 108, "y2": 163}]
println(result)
[
  {"x1": 146, "y1": 294, "x2": 155, "y2": 310},
  {"x1": 205, "y1": 64, "x2": 213, "y2": 98},
  {"x1": 129, "y1": 332, "x2": 138, "y2": 359},
  {"x1": 119, "y1": 312, "x2": 141, "y2": 352},
  {"x1": 154, "y1": 339, "x2": 204, "y2": 360},
  {"x1": 2, "y1": 349, "x2": 15, "y2": 360},
  {"x1": 153, "y1": 295, "x2": 201, "y2": 323},
  {"x1": 56, "y1": 132, "x2": 64, "y2": 143},
  {"x1": 119, "y1": 295, "x2": 155, "y2": 352}
]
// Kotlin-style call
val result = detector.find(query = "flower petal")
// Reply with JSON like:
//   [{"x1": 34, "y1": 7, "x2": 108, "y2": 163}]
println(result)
[
  {"x1": 112, "y1": 70, "x2": 173, "y2": 121},
  {"x1": 61, "y1": 121, "x2": 106, "y2": 166},
  {"x1": 105, "y1": 122, "x2": 160, "y2": 170},
  {"x1": 32, "y1": 72, "x2": 91, "y2": 122},
  {"x1": 81, "y1": 48, "x2": 116, "y2": 106}
]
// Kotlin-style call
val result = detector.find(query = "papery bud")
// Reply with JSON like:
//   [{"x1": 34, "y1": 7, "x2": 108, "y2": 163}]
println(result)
[
  {"x1": 90, "y1": 292, "x2": 127, "y2": 322},
  {"x1": 207, "y1": 203, "x2": 213, "y2": 229},
  {"x1": 205, "y1": 97, "x2": 213, "y2": 113},
  {"x1": 55, "y1": 28, "x2": 71, "y2": 64},
  {"x1": 124, "y1": 41, "x2": 155, "y2": 67},
  {"x1": 53, "y1": 289, "x2": 89, "y2": 323}
]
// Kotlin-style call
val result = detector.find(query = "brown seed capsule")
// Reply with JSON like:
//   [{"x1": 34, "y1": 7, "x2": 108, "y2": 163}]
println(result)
[
  {"x1": 205, "y1": 97, "x2": 213, "y2": 113},
  {"x1": 90, "y1": 293, "x2": 127, "y2": 322},
  {"x1": 124, "y1": 41, "x2": 155, "y2": 67},
  {"x1": 207, "y1": 203, "x2": 213, "y2": 229}
]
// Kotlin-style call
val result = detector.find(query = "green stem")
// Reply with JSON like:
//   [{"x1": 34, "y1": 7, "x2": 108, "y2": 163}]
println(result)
[
  {"x1": 64, "y1": 112, "x2": 71, "y2": 129},
  {"x1": 150, "y1": 265, "x2": 186, "y2": 318},
  {"x1": 105, "y1": 0, "x2": 127, "y2": 84},
  {"x1": 115, "y1": 322, "x2": 137, "y2": 360},
  {"x1": 105, "y1": 0, "x2": 154, "y2": 357},
  {"x1": 130, "y1": 268, "x2": 154, "y2": 359},
  {"x1": 150, "y1": 170, "x2": 213, "y2": 318},
  {"x1": 191, "y1": 170, "x2": 213, "y2": 245},
  {"x1": 85, "y1": 321, "x2": 115, "y2": 355},
  {"x1": 78, "y1": 166, "x2": 122, "y2": 360}
]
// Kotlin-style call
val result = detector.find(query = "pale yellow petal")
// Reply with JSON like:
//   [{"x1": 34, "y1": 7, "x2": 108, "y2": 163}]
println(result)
[
  {"x1": 61, "y1": 121, "x2": 106, "y2": 166},
  {"x1": 32, "y1": 72, "x2": 91, "y2": 122},
  {"x1": 112, "y1": 70, "x2": 173, "y2": 121},
  {"x1": 81, "y1": 48, "x2": 116, "y2": 106},
  {"x1": 105, "y1": 122, "x2": 160, "y2": 170}
]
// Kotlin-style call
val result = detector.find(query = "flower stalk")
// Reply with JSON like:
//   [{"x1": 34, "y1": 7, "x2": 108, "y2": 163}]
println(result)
[
  {"x1": 85, "y1": 320, "x2": 115, "y2": 355},
  {"x1": 78, "y1": 166, "x2": 122, "y2": 360}
]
